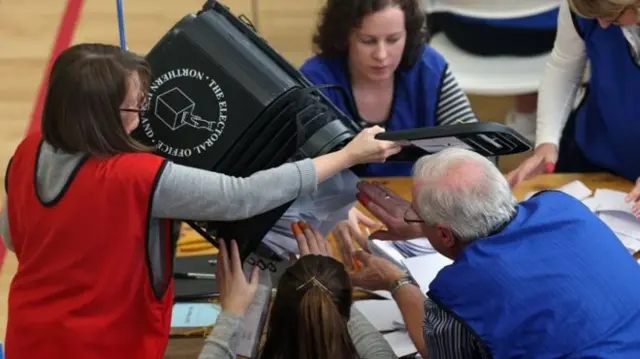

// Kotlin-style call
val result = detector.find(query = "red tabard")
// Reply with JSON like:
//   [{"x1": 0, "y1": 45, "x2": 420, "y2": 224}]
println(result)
[{"x1": 5, "y1": 133, "x2": 177, "y2": 359}]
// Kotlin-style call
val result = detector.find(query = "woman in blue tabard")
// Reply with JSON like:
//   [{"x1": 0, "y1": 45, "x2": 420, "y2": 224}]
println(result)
[
  {"x1": 300, "y1": 0, "x2": 479, "y2": 178},
  {"x1": 260, "y1": 0, "x2": 480, "y2": 265},
  {"x1": 508, "y1": 0, "x2": 640, "y2": 212}
]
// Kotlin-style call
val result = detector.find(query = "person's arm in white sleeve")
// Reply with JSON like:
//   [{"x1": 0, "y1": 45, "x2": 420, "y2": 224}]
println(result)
[{"x1": 535, "y1": 0, "x2": 589, "y2": 148}]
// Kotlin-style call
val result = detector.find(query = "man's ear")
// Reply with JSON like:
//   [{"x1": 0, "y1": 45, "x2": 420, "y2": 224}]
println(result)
[{"x1": 436, "y1": 224, "x2": 457, "y2": 248}]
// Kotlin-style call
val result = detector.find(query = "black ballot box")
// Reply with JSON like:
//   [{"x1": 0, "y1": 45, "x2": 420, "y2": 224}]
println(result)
[{"x1": 131, "y1": 1, "x2": 361, "y2": 259}]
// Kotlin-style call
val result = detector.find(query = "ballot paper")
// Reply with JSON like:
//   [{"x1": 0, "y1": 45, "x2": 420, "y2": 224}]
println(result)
[
  {"x1": 524, "y1": 180, "x2": 593, "y2": 201},
  {"x1": 391, "y1": 238, "x2": 437, "y2": 257},
  {"x1": 354, "y1": 300, "x2": 405, "y2": 332},
  {"x1": 526, "y1": 182, "x2": 640, "y2": 255},
  {"x1": 383, "y1": 331, "x2": 418, "y2": 357},
  {"x1": 403, "y1": 253, "x2": 454, "y2": 292},
  {"x1": 235, "y1": 283, "x2": 272, "y2": 358},
  {"x1": 262, "y1": 170, "x2": 359, "y2": 259}
]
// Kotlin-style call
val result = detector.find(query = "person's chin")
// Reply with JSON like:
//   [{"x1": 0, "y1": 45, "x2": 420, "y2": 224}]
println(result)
[{"x1": 366, "y1": 69, "x2": 393, "y2": 82}]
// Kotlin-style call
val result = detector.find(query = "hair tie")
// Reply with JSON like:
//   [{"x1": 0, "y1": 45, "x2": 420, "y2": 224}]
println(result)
[{"x1": 296, "y1": 276, "x2": 332, "y2": 295}]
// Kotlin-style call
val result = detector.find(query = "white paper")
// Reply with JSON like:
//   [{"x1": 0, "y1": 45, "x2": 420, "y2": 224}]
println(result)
[
  {"x1": 368, "y1": 239, "x2": 408, "y2": 269},
  {"x1": 402, "y1": 253, "x2": 453, "y2": 292},
  {"x1": 556, "y1": 180, "x2": 593, "y2": 200},
  {"x1": 383, "y1": 331, "x2": 417, "y2": 357},
  {"x1": 592, "y1": 189, "x2": 635, "y2": 215},
  {"x1": 581, "y1": 197, "x2": 600, "y2": 212},
  {"x1": 354, "y1": 300, "x2": 405, "y2": 332},
  {"x1": 261, "y1": 170, "x2": 359, "y2": 259},
  {"x1": 410, "y1": 137, "x2": 473, "y2": 152},
  {"x1": 235, "y1": 283, "x2": 272, "y2": 358}
]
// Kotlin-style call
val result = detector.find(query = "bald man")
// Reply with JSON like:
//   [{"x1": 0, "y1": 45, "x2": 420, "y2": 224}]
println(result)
[{"x1": 351, "y1": 148, "x2": 640, "y2": 359}]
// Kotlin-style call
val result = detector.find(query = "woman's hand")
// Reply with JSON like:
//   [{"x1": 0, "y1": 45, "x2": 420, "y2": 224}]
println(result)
[
  {"x1": 626, "y1": 177, "x2": 640, "y2": 217},
  {"x1": 506, "y1": 143, "x2": 559, "y2": 188},
  {"x1": 356, "y1": 181, "x2": 423, "y2": 241},
  {"x1": 342, "y1": 126, "x2": 404, "y2": 165},
  {"x1": 216, "y1": 239, "x2": 260, "y2": 316},
  {"x1": 350, "y1": 249, "x2": 407, "y2": 292},
  {"x1": 292, "y1": 221, "x2": 333, "y2": 257},
  {"x1": 332, "y1": 207, "x2": 381, "y2": 269}
]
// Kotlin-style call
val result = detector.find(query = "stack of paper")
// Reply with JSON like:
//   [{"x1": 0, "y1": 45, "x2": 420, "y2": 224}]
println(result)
[
  {"x1": 354, "y1": 299, "x2": 416, "y2": 356},
  {"x1": 261, "y1": 171, "x2": 360, "y2": 259},
  {"x1": 368, "y1": 237, "x2": 437, "y2": 269},
  {"x1": 526, "y1": 181, "x2": 640, "y2": 257},
  {"x1": 354, "y1": 300, "x2": 405, "y2": 332},
  {"x1": 391, "y1": 238, "x2": 437, "y2": 257},
  {"x1": 354, "y1": 251, "x2": 453, "y2": 357}
]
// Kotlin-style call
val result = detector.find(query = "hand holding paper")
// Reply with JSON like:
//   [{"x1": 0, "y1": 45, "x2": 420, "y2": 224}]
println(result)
[
  {"x1": 350, "y1": 249, "x2": 407, "y2": 292},
  {"x1": 332, "y1": 207, "x2": 381, "y2": 268}
]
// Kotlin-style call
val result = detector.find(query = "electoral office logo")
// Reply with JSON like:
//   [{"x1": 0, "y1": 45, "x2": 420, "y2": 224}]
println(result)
[{"x1": 139, "y1": 68, "x2": 228, "y2": 158}]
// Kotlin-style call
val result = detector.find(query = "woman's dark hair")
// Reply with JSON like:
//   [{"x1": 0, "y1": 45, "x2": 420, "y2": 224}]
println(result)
[
  {"x1": 41, "y1": 43, "x2": 153, "y2": 155},
  {"x1": 312, "y1": 0, "x2": 428, "y2": 68},
  {"x1": 259, "y1": 255, "x2": 360, "y2": 359}
]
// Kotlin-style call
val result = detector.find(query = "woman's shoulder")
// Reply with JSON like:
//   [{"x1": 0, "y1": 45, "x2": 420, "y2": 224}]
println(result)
[
  {"x1": 405, "y1": 45, "x2": 448, "y2": 74},
  {"x1": 397, "y1": 45, "x2": 449, "y2": 88},
  {"x1": 299, "y1": 54, "x2": 347, "y2": 84}
]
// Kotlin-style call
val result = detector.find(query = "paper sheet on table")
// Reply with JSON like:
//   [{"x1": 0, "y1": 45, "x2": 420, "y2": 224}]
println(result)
[
  {"x1": 597, "y1": 212, "x2": 640, "y2": 252},
  {"x1": 403, "y1": 253, "x2": 453, "y2": 292},
  {"x1": 354, "y1": 300, "x2": 405, "y2": 332},
  {"x1": 592, "y1": 189, "x2": 635, "y2": 215},
  {"x1": 383, "y1": 331, "x2": 417, "y2": 357},
  {"x1": 524, "y1": 180, "x2": 593, "y2": 201}
]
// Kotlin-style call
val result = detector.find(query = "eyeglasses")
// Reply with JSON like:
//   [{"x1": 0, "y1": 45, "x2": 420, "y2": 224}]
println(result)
[
  {"x1": 120, "y1": 99, "x2": 149, "y2": 117},
  {"x1": 403, "y1": 205, "x2": 423, "y2": 224}
]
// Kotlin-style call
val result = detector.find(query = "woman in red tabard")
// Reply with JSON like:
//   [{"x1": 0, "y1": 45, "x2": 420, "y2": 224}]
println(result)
[{"x1": 0, "y1": 43, "x2": 401, "y2": 359}]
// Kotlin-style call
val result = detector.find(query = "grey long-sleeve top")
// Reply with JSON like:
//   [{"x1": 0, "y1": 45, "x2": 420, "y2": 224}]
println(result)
[
  {"x1": 1, "y1": 141, "x2": 317, "y2": 251},
  {"x1": 198, "y1": 308, "x2": 398, "y2": 359}
]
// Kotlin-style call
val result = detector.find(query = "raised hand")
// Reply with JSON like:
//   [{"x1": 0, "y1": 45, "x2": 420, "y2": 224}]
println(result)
[
  {"x1": 216, "y1": 240, "x2": 260, "y2": 315},
  {"x1": 356, "y1": 181, "x2": 423, "y2": 241}
]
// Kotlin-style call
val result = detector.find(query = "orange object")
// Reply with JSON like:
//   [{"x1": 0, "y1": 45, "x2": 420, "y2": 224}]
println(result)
[
  {"x1": 352, "y1": 256, "x2": 362, "y2": 270},
  {"x1": 291, "y1": 223, "x2": 302, "y2": 235},
  {"x1": 298, "y1": 221, "x2": 308, "y2": 230}
]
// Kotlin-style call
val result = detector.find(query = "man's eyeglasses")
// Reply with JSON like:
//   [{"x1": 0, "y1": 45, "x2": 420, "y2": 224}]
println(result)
[{"x1": 403, "y1": 205, "x2": 423, "y2": 224}]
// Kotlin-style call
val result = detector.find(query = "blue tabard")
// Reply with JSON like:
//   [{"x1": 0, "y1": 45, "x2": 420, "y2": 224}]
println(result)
[
  {"x1": 299, "y1": 45, "x2": 446, "y2": 177},
  {"x1": 428, "y1": 190, "x2": 640, "y2": 358},
  {"x1": 571, "y1": 15, "x2": 640, "y2": 181}
]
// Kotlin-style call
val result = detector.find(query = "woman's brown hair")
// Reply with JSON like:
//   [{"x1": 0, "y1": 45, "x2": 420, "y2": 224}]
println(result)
[
  {"x1": 41, "y1": 43, "x2": 153, "y2": 155},
  {"x1": 311, "y1": 0, "x2": 428, "y2": 68},
  {"x1": 259, "y1": 255, "x2": 360, "y2": 359}
]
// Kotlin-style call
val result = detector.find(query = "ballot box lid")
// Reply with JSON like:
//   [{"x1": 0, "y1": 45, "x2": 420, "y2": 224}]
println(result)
[{"x1": 375, "y1": 121, "x2": 532, "y2": 158}]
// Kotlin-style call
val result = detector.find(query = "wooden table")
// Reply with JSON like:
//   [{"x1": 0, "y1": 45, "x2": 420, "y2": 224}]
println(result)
[{"x1": 164, "y1": 172, "x2": 633, "y2": 358}]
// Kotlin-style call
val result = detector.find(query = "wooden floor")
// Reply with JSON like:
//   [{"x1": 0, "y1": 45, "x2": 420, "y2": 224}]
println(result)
[{"x1": 0, "y1": 0, "x2": 519, "y2": 344}]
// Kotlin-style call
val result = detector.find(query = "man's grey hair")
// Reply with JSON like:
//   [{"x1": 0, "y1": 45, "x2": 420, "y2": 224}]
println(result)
[{"x1": 412, "y1": 148, "x2": 517, "y2": 243}]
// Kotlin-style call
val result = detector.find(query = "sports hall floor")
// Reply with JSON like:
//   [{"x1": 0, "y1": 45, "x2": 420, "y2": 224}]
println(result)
[{"x1": 0, "y1": 0, "x2": 519, "y2": 341}]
